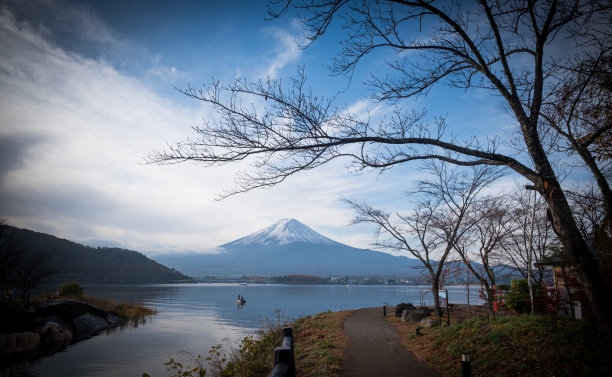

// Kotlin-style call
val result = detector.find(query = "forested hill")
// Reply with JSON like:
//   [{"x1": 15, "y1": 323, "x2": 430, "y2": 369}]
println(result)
[{"x1": 10, "y1": 226, "x2": 192, "y2": 283}]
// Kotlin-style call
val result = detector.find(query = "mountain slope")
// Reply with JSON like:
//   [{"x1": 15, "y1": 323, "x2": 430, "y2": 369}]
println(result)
[
  {"x1": 8, "y1": 227, "x2": 192, "y2": 283},
  {"x1": 224, "y1": 218, "x2": 339, "y2": 247},
  {"x1": 155, "y1": 218, "x2": 422, "y2": 277}
]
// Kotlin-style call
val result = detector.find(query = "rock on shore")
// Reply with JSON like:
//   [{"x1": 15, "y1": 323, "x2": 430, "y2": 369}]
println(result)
[{"x1": 0, "y1": 300, "x2": 124, "y2": 358}]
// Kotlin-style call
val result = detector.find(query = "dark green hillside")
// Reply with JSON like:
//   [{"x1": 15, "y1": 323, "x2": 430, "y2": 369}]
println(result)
[{"x1": 10, "y1": 227, "x2": 192, "y2": 284}]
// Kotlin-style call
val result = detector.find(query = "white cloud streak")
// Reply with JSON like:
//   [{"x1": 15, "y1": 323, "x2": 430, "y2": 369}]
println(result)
[
  {"x1": 0, "y1": 6, "x2": 411, "y2": 255},
  {"x1": 260, "y1": 21, "x2": 304, "y2": 79}
]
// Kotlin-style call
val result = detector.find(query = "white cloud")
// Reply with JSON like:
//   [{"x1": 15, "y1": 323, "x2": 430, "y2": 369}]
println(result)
[
  {"x1": 260, "y1": 22, "x2": 304, "y2": 79},
  {"x1": 0, "y1": 7, "x2": 412, "y2": 255}
]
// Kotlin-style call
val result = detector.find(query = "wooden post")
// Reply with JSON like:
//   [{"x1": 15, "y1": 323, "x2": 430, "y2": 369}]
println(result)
[
  {"x1": 274, "y1": 347, "x2": 291, "y2": 366},
  {"x1": 281, "y1": 327, "x2": 295, "y2": 377},
  {"x1": 282, "y1": 327, "x2": 293, "y2": 349},
  {"x1": 461, "y1": 352, "x2": 471, "y2": 377},
  {"x1": 269, "y1": 354, "x2": 289, "y2": 377},
  {"x1": 268, "y1": 327, "x2": 295, "y2": 377}
]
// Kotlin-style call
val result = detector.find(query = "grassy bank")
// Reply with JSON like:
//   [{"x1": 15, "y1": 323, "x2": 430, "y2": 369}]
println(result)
[
  {"x1": 161, "y1": 310, "x2": 350, "y2": 377},
  {"x1": 3, "y1": 294, "x2": 156, "y2": 323},
  {"x1": 387, "y1": 311, "x2": 610, "y2": 377},
  {"x1": 75, "y1": 294, "x2": 156, "y2": 322},
  {"x1": 291, "y1": 310, "x2": 350, "y2": 377},
  {"x1": 223, "y1": 310, "x2": 349, "y2": 377},
  {"x1": 27, "y1": 292, "x2": 157, "y2": 322}
]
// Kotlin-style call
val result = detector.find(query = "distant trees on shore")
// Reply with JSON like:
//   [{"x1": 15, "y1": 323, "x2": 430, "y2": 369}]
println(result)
[
  {"x1": 0, "y1": 217, "x2": 57, "y2": 301},
  {"x1": 0, "y1": 217, "x2": 193, "y2": 300}
]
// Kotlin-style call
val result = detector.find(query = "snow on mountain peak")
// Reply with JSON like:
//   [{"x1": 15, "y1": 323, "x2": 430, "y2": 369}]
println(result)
[{"x1": 227, "y1": 218, "x2": 339, "y2": 247}]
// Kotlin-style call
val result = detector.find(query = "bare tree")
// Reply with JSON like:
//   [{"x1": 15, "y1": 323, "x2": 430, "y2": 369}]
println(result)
[
  {"x1": 0, "y1": 218, "x2": 24, "y2": 295},
  {"x1": 149, "y1": 1, "x2": 612, "y2": 340},
  {"x1": 14, "y1": 250, "x2": 57, "y2": 302},
  {"x1": 565, "y1": 182, "x2": 607, "y2": 237},
  {"x1": 501, "y1": 186, "x2": 558, "y2": 283},
  {"x1": 542, "y1": 52, "x2": 612, "y2": 225},
  {"x1": 0, "y1": 218, "x2": 57, "y2": 301},
  {"x1": 346, "y1": 162, "x2": 500, "y2": 313},
  {"x1": 454, "y1": 195, "x2": 515, "y2": 316}
]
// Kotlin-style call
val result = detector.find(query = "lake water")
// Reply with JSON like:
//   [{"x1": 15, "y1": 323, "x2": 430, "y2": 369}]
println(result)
[{"x1": 3, "y1": 283, "x2": 483, "y2": 377}]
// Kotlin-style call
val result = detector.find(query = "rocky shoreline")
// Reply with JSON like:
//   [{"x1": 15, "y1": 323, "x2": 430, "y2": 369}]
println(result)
[{"x1": 0, "y1": 300, "x2": 124, "y2": 365}]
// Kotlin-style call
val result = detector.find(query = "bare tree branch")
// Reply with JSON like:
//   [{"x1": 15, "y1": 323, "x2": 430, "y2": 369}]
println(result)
[
  {"x1": 345, "y1": 162, "x2": 501, "y2": 313},
  {"x1": 151, "y1": 0, "x2": 612, "y2": 342}
]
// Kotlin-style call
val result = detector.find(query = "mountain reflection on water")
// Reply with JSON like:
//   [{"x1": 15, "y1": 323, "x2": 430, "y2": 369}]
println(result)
[{"x1": 4, "y1": 283, "x2": 483, "y2": 377}]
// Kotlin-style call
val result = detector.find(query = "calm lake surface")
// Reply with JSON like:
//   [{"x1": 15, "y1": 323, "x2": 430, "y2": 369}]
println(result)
[{"x1": 5, "y1": 284, "x2": 484, "y2": 377}]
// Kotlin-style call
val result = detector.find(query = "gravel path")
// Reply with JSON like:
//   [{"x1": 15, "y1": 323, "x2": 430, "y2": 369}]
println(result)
[{"x1": 341, "y1": 307, "x2": 441, "y2": 377}]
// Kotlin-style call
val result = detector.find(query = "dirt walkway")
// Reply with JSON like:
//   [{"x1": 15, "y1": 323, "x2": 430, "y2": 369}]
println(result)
[{"x1": 341, "y1": 308, "x2": 441, "y2": 377}]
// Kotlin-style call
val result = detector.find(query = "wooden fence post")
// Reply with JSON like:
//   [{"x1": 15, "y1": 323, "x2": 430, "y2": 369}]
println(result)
[
  {"x1": 268, "y1": 327, "x2": 295, "y2": 377},
  {"x1": 281, "y1": 327, "x2": 295, "y2": 377}
]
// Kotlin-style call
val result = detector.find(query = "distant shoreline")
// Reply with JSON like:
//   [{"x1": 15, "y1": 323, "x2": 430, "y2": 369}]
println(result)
[{"x1": 62, "y1": 280, "x2": 489, "y2": 287}]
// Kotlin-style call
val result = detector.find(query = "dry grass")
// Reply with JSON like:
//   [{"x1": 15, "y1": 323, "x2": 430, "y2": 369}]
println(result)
[
  {"x1": 64, "y1": 294, "x2": 156, "y2": 321},
  {"x1": 386, "y1": 305, "x2": 610, "y2": 377},
  {"x1": 210, "y1": 309, "x2": 352, "y2": 377},
  {"x1": 386, "y1": 304, "x2": 490, "y2": 373},
  {"x1": 292, "y1": 310, "x2": 352, "y2": 377}
]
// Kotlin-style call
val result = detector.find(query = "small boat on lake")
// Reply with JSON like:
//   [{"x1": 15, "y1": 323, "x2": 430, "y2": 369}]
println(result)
[{"x1": 236, "y1": 295, "x2": 246, "y2": 305}]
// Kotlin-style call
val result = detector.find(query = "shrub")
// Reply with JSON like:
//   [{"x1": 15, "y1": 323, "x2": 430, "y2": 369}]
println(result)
[
  {"x1": 58, "y1": 281, "x2": 83, "y2": 296},
  {"x1": 505, "y1": 279, "x2": 545, "y2": 314}
]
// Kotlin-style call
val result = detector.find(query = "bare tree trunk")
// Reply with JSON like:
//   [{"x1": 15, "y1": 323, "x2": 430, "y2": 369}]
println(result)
[
  {"x1": 466, "y1": 267, "x2": 471, "y2": 319},
  {"x1": 432, "y1": 279, "x2": 440, "y2": 315},
  {"x1": 545, "y1": 175, "x2": 612, "y2": 342},
  {"x1": 527, "y1": 189, "x2": 537, "y2": 314}
]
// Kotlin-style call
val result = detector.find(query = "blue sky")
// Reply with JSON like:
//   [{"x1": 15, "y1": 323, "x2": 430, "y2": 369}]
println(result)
[{"x1": 0, "y1": 0, "x2": 536, "y2": 254}]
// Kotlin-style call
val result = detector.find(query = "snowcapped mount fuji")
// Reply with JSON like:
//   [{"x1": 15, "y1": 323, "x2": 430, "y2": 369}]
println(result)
[
  {"x1": 154, "y1": 218, "x2": 421, "y2": 277},
  {"x1": 224, "y1": 218, "x2": 339, "y2": 247}
]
